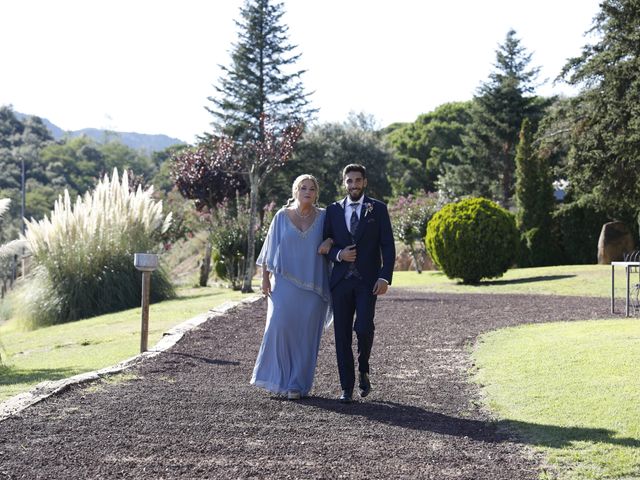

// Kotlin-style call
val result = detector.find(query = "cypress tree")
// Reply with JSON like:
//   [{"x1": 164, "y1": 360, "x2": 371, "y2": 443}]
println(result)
[
  {"x1": 515, "y1": 118, "x2": 558, "y2": 266},
  {"x1": 515, "y1": 118, "x2": 539, "y2": 230}
]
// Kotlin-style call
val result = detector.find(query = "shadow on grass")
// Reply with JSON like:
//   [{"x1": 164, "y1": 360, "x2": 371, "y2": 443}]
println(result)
[
  {"x1": 173, "y1": 291, "x2": 229, "y2": 301},
  {"x1": 0, "y1": 366, "x2": 79, "y2": 387},
  {"x1": 299, "y1": 398, "x2": 640, "y2": 449},
  {"x1": 477, "y1": 275, "x2": 577, "y2": 286}
]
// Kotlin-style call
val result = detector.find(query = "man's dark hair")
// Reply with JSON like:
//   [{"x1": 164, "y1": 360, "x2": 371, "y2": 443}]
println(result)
[{"x1": 342, "y1": 164, "x2": 366, "y2": 179}]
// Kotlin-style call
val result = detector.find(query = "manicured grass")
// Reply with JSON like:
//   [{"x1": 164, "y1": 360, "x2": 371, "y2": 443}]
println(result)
[
  {"x1": 473, "y1": 319, "x2": 640, "y2": 479},
  {"x1": 0, "y1": 285, "x2": 254, "y2": 403},
  {"x1": 393, "y1": 264, "x2": 622, "y2": 298}
]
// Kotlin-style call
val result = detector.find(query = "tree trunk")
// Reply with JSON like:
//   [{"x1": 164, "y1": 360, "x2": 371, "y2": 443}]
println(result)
[
  {"x1": 409, "y1": 243, "x2": 423, "y2": 274},
  {"x1": 242, "y1": 170, "x2": 260, "y2": 293},
  {"x1": 502, "y1": 143, "x2": 512, "y2": 205},
  {"x1": 199, "y1": 240, "x2": 213, "y2": 287}
]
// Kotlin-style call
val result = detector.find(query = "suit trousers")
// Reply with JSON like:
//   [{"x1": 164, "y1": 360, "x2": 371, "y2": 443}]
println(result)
[{"x1": 331, "y1": 276, "x2": 377, "y2": 392}]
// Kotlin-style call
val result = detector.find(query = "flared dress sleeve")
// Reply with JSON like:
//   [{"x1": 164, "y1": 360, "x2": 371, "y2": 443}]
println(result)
[{"x1": 256, "y1": 209, "x2": 284, "y2": 273}]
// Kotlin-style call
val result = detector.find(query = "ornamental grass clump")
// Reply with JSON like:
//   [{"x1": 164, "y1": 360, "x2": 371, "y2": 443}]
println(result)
[
  {"x1": 425, "y1": 197, "x2": 518, "y2": 284},
  {"x1": 20, "y1": 169, "x2": 174, "y2": 327}
]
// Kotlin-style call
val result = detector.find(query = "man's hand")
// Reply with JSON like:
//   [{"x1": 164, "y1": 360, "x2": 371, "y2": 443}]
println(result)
[
  {"x1": 372, "y1": 279, "x2": 389, "y2": 296},
  {"x1": 339, "y1": 245, "x2": 357, "y2": 262}
]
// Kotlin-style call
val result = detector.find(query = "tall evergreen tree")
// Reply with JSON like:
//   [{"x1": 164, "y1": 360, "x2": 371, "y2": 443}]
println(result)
[
  {"x1": 560, "y1": 0, "x2": 640, "y2": 220},
  {"x1": 515, "y1": 118, "x2": 558, "y2": 266},
  {"x1": 443, "y1": 30, "x2": 548, "y2": 204},
  {"x1": 206, "y1": 0, "x2": 316, "y2": 143},
  {"x1": 515, "y1": 118, "x2": 555, "y2": 230},
  {"x1": 204, "y1": 0, "x2": 313, "y2": 292},
  {"x1": 515, "y1": 118, "x2": 539, "y2": 230}
]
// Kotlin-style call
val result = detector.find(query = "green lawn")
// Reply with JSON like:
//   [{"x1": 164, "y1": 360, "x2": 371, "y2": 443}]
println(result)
[
  {"x1": 472, "y1": 317, "x2": 640, "y2": 479},
  {"x1": 0, "y1": 285, "x2": 252, "y2": 403},
  {"x1": 393, "y1": 264, "x2": 619, "y2": 298}
]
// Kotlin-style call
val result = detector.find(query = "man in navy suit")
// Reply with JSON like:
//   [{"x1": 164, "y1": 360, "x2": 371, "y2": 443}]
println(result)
[{"x1": 323, "y1": 164, "x2": 395, "y2": 403}]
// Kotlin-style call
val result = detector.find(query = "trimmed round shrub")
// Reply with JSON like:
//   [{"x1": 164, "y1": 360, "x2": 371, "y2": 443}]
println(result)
[{"x1": 425, "y1": 197, "x2": 518, "y2": 283}]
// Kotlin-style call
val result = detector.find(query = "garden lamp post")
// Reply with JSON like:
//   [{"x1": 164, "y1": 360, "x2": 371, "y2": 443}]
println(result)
[{"x1": 134, "y1": 253, "x2": 158, "y2": 353}]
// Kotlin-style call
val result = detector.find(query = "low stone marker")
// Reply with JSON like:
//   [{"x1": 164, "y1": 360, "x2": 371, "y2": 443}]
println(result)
[{"x1": 597, "y1": 221, "x2": 635, "y2": 264}]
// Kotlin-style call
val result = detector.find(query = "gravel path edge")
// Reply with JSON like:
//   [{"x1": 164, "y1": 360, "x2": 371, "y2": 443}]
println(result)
[{"x1": 0, "y1": 295, "x2": 261, "y2": 422}]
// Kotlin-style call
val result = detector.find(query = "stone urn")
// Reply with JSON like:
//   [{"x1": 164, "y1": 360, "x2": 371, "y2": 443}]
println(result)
[{"x1": 597, "y1": 221, "x2": 635, "y2": 264}]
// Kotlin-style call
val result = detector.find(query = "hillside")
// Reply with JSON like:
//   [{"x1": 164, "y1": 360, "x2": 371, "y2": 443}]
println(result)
[{"x1": 16, "y1": 112, "x2": 186, "y2": 153}]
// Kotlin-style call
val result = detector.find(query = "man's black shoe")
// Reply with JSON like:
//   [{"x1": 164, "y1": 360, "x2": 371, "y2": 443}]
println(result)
[
  {"x1": 339, "y1": 390, "x2": 353, "y2": 403},
  {"x1": 359, "y1": 372, "x2": 371, "y2": 398}
]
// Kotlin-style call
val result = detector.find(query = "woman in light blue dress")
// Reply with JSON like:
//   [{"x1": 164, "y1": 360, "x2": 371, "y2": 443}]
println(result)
[{"x1": 251, "y1": 174, "x2": 332, "y2": 400}]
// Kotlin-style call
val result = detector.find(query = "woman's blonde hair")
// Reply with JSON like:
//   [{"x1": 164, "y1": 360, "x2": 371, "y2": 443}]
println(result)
[{"x1": 285, "y1": 174, "x2": 320, "y2": 207}]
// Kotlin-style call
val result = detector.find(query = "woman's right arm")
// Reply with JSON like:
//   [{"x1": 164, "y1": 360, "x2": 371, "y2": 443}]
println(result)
[{"x1": 261, "y1": 268, "x2": 272, "y2": 296}]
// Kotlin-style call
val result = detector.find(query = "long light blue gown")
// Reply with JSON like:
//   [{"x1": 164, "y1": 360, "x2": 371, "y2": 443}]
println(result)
[{"x1": 250, "y1": 208, "x2": 332, "y2": 397}]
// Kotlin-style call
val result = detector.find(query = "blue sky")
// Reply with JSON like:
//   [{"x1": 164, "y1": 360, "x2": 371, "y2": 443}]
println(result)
[{"x1": 0, "y1": 0, "x2": 602, "y2": 143}]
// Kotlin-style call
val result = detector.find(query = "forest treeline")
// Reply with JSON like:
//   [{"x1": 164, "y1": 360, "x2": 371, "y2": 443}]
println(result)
[{"x1": 2, "y1": 0, "x2": 640, "y2": 288}]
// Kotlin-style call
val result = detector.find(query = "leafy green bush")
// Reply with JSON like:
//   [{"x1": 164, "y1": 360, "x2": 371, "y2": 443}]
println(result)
[
  {"x1": 210, "y1": 199, "x2": 271, "y2": 290},
  {"x1": 553, "y1": 198, "x2": 609, "y2": 264},
  {"x1": 518, "y1": 227, "x2": 563, "y2": 267},
  {"x1": 19, "y1": 169, "x2": 175, "y2": 327},
  {"x1": 425, "y1": 197, "x2": 518, "y2": 283}
]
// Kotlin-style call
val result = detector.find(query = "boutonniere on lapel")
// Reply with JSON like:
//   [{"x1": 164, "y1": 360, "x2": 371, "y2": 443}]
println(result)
[{"x1": 363, "y1": 202, "x2": 374, "y2": 217}]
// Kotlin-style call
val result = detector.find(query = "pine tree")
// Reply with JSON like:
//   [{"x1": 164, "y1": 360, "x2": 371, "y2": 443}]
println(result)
[
  {"x1": 446, "y1": 30, "x2": 548, "y2": 204},
  {"x1": 205, "y1": 0, "x2": 313, "y2": 292},
  {"x1": 206, "y1": 0, "x2": 316, "y2": 143}
]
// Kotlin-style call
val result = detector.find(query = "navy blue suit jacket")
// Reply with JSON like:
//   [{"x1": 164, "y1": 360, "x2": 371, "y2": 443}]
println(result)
[{"x1": 323, "y1": 196, "x2": 395, "y2": 290}]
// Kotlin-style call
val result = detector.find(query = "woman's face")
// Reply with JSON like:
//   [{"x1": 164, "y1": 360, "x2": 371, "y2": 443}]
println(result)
[{"x1": 296, "y1": 179, "x2": 317, "y2": 207}]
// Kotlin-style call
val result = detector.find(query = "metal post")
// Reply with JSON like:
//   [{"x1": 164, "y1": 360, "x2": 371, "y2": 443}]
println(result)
[
  {"x1": 140, "y1": 271, "x2": 151, "y2": 352},
  {"x1": 626, "y1": 265, "x2": 630, "y2": 317},
  {"x1": 611, "y1": 264, "x2": 615, "y2": 314},
  {"x1": 134, "y1": 253, "x2": 158, "y2": 353}
]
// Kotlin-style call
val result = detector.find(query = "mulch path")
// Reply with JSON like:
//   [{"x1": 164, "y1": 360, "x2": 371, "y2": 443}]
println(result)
[{"x1": 0, "y1": 289, "x2": 617, "y2": 479}]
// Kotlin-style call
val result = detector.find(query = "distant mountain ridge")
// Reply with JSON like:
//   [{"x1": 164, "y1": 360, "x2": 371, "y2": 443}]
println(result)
[{"x1": 16, "y1": 112, "x2": 186, "y2": 153}]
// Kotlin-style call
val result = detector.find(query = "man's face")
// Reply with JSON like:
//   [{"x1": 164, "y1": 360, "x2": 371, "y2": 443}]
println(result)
[{"x1": 343, "y1": 171, "x2": 367, "y2": 201}]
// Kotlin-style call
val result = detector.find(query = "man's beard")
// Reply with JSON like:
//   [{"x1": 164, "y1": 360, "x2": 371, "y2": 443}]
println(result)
[{"x1": 348, "y1": 190, "x2": 364, "y2": 201}]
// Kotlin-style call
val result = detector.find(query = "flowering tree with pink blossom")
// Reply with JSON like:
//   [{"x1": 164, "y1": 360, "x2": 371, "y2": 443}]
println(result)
[{"x1": 388, "y1": 193, "x2": 442, "y2": 273}]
